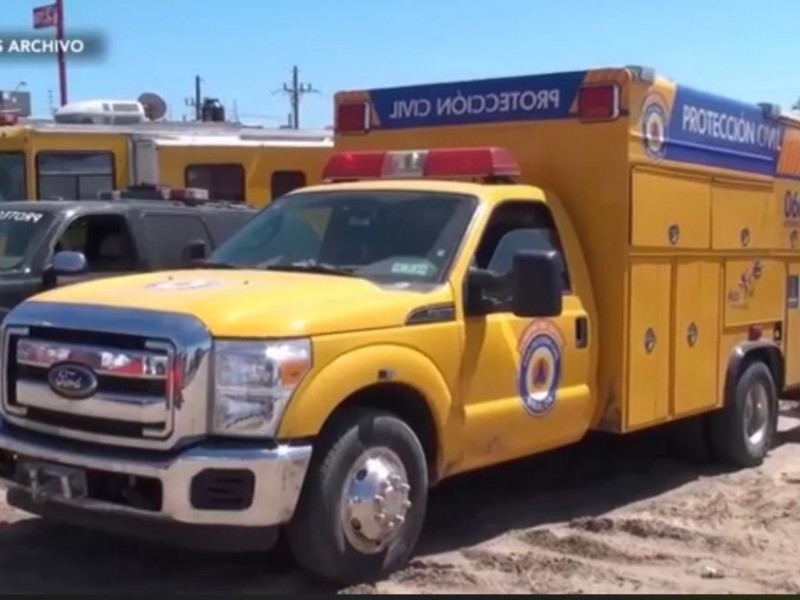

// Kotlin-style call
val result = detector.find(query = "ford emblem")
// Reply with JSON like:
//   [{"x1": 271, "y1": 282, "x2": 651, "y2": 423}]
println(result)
[{"x1": 47, "y1": 362, "x2": 98, "y2": 400}]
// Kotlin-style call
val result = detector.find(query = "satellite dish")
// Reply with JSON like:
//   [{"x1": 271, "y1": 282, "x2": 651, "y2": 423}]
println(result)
[{"x1": 137, "y1": 92, "x2": 168, "y2": 121}]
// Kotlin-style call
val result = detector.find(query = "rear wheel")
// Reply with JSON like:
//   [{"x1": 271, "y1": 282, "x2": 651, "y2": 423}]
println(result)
[
  {"x1": 287, "y1": 407, "x2": 429, "y2": 584},
  {"x1": 708, "y1": 361, "x2": 778, "y2": 468}
]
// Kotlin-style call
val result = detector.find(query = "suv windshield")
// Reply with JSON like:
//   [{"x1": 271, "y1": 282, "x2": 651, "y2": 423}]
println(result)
[
  {"x1": 0, "y1": 153, "x2": 27, "y2": 201},
  {"x1": 0, "y1": 209, "x2": 52, "y2": 271},
  {"x1": 210, "y1": 190, "x2": 476, "y2": 283}
]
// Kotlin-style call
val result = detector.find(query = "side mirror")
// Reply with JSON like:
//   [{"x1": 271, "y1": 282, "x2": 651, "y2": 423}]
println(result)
[
  {"x1": 52, "y1": 250, "x2": 89, "y2": 276},
  {"x1": 511, "y1": 249, "x2": 563, "y2": 318},
  {"x1": 182, "y1": 240, "x2": 207, "y2": 266},
  {"x1": 42, "y1": 250, "x2": 88, "y2": 290}
]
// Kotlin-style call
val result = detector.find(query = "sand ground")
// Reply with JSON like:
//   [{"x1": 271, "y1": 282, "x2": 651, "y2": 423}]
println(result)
[{"x1": 2, "y1": 402, "x2": 799, "y2": 594}]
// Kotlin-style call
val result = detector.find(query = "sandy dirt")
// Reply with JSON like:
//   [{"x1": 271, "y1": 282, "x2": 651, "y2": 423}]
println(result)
[{"x1": 2, "y1": 403, "x2": 800, "y2": 594}]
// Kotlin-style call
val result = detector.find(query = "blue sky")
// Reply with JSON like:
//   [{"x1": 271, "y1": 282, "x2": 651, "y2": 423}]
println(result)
[{"x1": 1, "y1": 0, "x2": 798, "y2": 127}]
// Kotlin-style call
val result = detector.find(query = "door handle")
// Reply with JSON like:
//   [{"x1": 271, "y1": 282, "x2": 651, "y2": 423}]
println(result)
[{"x1": 575, "y1": 316, "x2": 589, "y2": 349}]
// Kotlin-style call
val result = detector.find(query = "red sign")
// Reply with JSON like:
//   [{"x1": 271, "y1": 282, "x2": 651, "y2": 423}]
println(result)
[{"x1": 32, "y1": 4, "x2": 58, "y2": 29}]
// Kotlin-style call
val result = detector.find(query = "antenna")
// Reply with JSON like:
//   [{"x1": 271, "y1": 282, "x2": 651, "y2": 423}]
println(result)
[
  {"x1": 137, "y1": 92, "x2": 168, "y2": 121},
  {"x1": 273, "y1": 65, "x2": 319, "y2": 129}
]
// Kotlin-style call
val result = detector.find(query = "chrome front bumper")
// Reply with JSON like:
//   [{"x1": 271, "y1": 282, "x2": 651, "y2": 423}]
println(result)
[
  {"x1": 0, "y1": 303, "x2": 313, "y2": 550},
  {"x1": 0, "y1": 422, "x2": 312, "y2": 545}
]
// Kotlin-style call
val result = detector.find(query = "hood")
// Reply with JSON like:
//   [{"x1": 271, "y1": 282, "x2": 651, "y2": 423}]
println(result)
[{"x1": 28, "y1": 269, "x2": 453, "y2": 337}]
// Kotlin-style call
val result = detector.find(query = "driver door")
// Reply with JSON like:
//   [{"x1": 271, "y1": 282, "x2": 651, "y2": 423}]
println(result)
[
  {"x1": 458, "y1": 200, "x2": 593, "y2": 472},
  {"x1": 46, "y1": 214, "x2": 140, "y2": 289}
]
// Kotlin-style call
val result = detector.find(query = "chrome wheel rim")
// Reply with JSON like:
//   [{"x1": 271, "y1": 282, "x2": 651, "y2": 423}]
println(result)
[
  {"x1": 340, "y1": 447, "x2": 412, "y2": 554},
  {"x1": 744, "y1": 382, "x2": 770, "y2": 446}
]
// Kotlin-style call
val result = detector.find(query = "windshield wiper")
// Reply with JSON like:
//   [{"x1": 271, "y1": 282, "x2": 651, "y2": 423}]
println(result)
[
  {"x1": 196, "y1": 260, "x2": 240, "y2": 269},
  {"x1": 263, "y1": 261, "x2": 357, "y2": 277}
]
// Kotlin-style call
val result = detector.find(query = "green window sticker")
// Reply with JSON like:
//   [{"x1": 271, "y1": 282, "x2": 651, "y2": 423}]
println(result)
[{"x1": 390, "y1": 261, "x2": 431, "y2": 276}]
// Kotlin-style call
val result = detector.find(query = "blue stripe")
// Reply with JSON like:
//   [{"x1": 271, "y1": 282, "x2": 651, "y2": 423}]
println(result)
[
  {"x1": 365, "y1": 72, "x2": 795, "y2": 180},
  {"x1": 368, "y1": 71, "x2": 588, "y2": 129},
  {"x1": 663, "y1": 86, "x2": 784, "y2": 176}
]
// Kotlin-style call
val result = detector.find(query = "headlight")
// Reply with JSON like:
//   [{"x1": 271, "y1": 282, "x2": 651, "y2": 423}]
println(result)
[{"x1": 211, "y1": 338, "x2": 312, "y2": 438}]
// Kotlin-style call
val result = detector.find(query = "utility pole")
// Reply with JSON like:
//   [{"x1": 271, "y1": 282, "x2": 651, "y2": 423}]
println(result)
[
  {"x1": 194, "y1": 75, "x2": 202, "y2": 121},
  {"x1": 55, "y1": 0, "x2": 67, "y2": 106},
  {"x1": 274, "y1": 66, "x2": 319, "y2": 129},
  {"x1": 33, "y1": 0, "x2": 68, "y2": 105},
  {"x1": 184, "y1": 75, "x2": 202, "y2": 121}
]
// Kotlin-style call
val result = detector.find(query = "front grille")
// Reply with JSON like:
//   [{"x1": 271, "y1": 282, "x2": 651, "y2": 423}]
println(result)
[
  {"x1": 17, "y1": 364, "x2": 166, "y2": 398},
  {"x1": 2, "y1": 325, "x2": 176, "y2": 442}
]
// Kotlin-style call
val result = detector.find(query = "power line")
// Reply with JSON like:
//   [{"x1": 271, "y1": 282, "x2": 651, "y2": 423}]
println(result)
[{"x1": 273, "y1": 65, "x2": 319, "y2": 129}]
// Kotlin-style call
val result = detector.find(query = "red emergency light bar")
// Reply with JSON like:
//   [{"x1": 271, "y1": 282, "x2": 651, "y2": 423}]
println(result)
[
  {"x1": 0, "y1": 113, "x2": 19, "y2": 126},
  {"x1": 97, "y1": 185, "x2": 210, "y2": 202},
  {"x1": 322, "y1": 147, "x2": 521, "y2": 183},
  {"x1": 168, "y1": 187, "x2": 209, "y2": 201}
]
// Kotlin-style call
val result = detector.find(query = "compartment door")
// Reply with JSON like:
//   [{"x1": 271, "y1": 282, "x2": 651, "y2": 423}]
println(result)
[
  {"x1": 783, "y1": 266, "x2": 800, "y2": 387},
  {"x1": 711, "y1": 180, "x2": 776, "y2": 250},
  {"x1": 626, "y1": 259, "x2": 672, "y2": 429},
  {"x1": 631, "y1": 169, "x2": 711, "y2": 249},
  {"x1": 673, "y1": 259, "x2": 722, "y2": 416}
]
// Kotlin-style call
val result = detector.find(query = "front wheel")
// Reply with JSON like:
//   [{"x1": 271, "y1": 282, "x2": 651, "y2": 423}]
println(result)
[{"x1": 287, "y1": 408, "x2": 429, "y2": 584}]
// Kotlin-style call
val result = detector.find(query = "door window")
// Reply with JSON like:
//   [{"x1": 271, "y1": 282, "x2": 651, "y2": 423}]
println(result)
[
  {"x1": 0, "y1": 152, "x2": 27, "y2": 201},
  {"x1": 142, "y1": 213, "x2": 213, "y2": 268},
  {"x1": 271, "y1": 170, "x2": 306, "y2": 200},
  {"x1": 54, "y1": 214, "x2": 137, "y2": 273},
  {"x1": 472, "y1": 201, "x2": 570, "y2": 313}
]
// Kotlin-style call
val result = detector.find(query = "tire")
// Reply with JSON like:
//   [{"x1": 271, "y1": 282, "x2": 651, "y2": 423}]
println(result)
[
  {"x1": 708, "y1": 361, "x2": 778, "y2": 468},
  {"x1": 287, "y1": 407, "x2": 429, "y2": 584}
]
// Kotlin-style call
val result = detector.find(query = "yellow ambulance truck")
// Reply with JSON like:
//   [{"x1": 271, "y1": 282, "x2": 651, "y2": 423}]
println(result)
[
  {"x1": 0, "y1": 65, "x2": 798, "y2": 584},
  {"x1": 0, "y1": 115, "x2": 333, "y2": 205}
]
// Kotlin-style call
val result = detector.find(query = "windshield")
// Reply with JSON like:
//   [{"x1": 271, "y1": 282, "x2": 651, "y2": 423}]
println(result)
[
  {"x1": 0, "y1": 153, "x2": 27, "y2": 201},
  {"x1": 210, "y1": 190, "x2": 477, "y2": 283},
  {"x1": 0, "y1": 209, "x2": 52, "y2": 271}
]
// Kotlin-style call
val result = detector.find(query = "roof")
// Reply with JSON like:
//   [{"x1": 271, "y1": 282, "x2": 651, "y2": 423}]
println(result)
[
  {"x1": 782, "y1": 112, "x2": 800, "y2": 126},
  {"x1": 294, "y1": 178, "x2": 544, "y2": 203},
  {"x1": 4, "y1": 119, "x2": 335, "y2": 144},
  {"x1": 152, "y1": 135, "x2": 333, "y2": 148},
  {"x1": 0, "y1": 200, "x2": 98, "y2": 212},
  {"x1": 0, "y1": 199, "x2": 258, "y2": 214}
]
